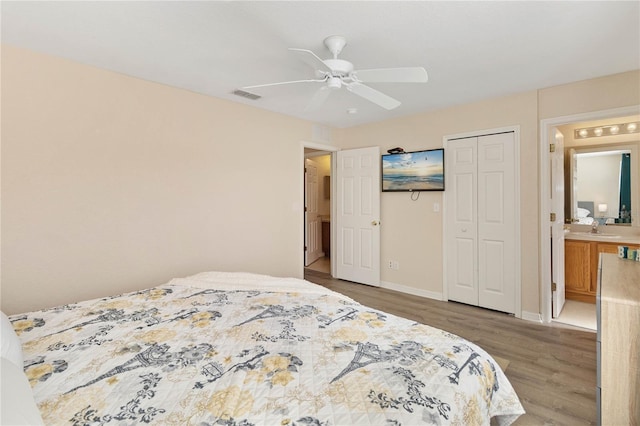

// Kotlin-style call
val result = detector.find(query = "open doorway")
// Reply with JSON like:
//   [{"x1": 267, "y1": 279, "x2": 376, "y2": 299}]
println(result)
[
  {"x1": 540, "y1": 105, "x2": 640, "y2": 325},
  {"x1": 554, "y1": 116, "x2": 637, "y2": 331},
  {"x1": 304, "y1": 148, "x2": 332, "y2": 275}
]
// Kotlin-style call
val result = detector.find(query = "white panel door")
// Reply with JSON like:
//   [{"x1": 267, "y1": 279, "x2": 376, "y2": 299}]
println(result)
[
  {"x1": 477, "y1": 133, "x2": 516, "y2": 314},
  {"x1": 551, "y1": 130, "x2": 566, "y2": 318},
  {"x1": 446, "y1": 138, "x2": 478, "y2": 305},
  {"x1": 304, "y1": 158, "x2": 322, "y2": 266},
  {"x1": 446, "y1": 132, "x2": 517, "y2": 314},
  {"x1": 336, "y1": 147, "x2": 381, "y2": 286}
]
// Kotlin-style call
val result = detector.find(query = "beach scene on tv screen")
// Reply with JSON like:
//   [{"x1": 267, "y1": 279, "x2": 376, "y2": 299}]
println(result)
[{"x1": 382, "y1": 150, "x2": 444, "y2": 191}]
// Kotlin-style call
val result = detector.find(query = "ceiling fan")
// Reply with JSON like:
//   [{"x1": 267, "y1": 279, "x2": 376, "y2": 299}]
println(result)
[{"x1": 242, "y1": 35, "x2": 428, "y2": 111}]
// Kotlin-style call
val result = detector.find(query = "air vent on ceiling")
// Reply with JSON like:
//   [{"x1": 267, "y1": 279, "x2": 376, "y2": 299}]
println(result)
[{"x1": 232, "y1": 89, "x2": 261, "y2": 100}]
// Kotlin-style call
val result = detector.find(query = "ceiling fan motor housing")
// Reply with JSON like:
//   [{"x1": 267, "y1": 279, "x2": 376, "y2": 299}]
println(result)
[{"x1": 323, "y1": 59, "x2": 354, "y2": 77}]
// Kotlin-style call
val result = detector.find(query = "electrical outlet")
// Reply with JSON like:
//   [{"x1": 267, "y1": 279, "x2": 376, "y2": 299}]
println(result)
[
  {"x1": 390, "y1": 260, "x2": 400, "y2": 270},
  {"x1": 388, "y1": 260, "x2": 393, "y2": 269}
]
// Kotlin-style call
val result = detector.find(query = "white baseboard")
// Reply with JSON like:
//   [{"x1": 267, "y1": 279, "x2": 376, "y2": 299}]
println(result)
[
  {"x1": 380, "y1": 281, "x2": 444, "y2": 301},
  {"x1": 521, "y1": 310, "x2": 543, "y2": 323},
  {"x1": 381, "y1": 281, "x2": 542, "y2": 323}
]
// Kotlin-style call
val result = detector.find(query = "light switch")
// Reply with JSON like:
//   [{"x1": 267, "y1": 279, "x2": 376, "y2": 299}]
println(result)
[{"x1": 433, "y1": 202, "x2": 440, "y2": 212}]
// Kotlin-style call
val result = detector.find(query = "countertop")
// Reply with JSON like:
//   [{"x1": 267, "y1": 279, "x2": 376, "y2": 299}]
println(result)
[
  {"x1": 599, "y1": 253, "x2": 640, "y2": 306},
  {"x1": 565, "y1": 230, "x2": 640, "y2": 245}
]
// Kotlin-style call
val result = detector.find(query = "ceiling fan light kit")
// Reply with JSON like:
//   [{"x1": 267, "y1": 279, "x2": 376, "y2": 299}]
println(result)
[
  {"x1": 327, "y1": 77, "x2": 342, "y2": 89},
  {"x1": 241, "y1": 35, "x2": 428, "y2": 111}
]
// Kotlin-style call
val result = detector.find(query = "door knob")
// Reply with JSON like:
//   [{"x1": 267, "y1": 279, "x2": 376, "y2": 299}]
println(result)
[{"x1": 371, "y1": 220, "x2": 379, "y2": 226}]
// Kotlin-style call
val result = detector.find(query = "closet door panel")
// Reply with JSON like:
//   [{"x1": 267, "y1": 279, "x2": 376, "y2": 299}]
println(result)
[
  {"x1": 477, "y1": 133, "x2": 516, "y2": 313},
  {"x1": 446, "y1": 138, "x2": 478, "y2": 305},
  {"x1": 480, "y1": 239, "x2": 505, "y2": 292},
  {"x1": 451, "y1": 237, "x2": 477, "y2": 301}
]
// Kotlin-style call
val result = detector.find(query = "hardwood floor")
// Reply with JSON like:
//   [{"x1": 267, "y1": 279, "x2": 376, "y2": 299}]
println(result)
[{"x1": 304, "y1": 270, "x2": 597, "y2": 425}]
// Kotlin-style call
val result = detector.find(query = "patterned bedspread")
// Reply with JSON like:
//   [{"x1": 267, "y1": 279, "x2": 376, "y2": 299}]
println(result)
[{"x1": 11, "y1": 272, "x2": 524, "y2": 425}]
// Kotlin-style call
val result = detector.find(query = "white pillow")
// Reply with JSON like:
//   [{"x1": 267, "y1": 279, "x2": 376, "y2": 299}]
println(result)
[
  {"x1": 1, "y1": 311, "x2": 23, "y2": 367},
  {"x1": 576, "y1": 207, "x2": 591, "y2": 218},
  {"x1": 1, "y1": 357, "x2": 44, "y2": 425},
  {"x1": 577, "y1": 216, "x2": 594, "y2": 225}
]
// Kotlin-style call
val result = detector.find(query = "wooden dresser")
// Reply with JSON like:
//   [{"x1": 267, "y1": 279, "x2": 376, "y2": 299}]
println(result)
[{"x1": 597, "y1": 253, "x2": 640, "y2": 425}]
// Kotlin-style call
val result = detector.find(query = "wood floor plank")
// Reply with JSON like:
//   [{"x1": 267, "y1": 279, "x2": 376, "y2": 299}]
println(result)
[{"x1": 304, "y1": 270, "x2": 597, "y2": 425}]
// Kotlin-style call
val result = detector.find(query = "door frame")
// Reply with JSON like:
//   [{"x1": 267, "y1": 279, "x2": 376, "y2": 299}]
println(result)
[
  {"x1": 539, "y1": 105, "x2": 640, "y2": 324},
  {"x1": 300, "y1": 141, "x2": 339, "y2": 277},
  {"x1": 442, "y1": 125, "x2": 522, "y2": 318},
  {"x1": 304, "y1": 157, "x2": 322, "y2": 266}
]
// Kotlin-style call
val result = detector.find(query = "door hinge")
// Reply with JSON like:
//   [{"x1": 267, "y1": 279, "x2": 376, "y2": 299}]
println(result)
[
  {"x1": 549, "y1": 143, "x2": 556, "y2": 153},
  {"x1": 552, "y1": 282, "x2": 557, "y2": 292},
  {"x1": 304, "y1": 246, "x2": 307, "y2": 251},
  {"x1": 550, "y1": 212, "x2": 556, "y2": 222}
]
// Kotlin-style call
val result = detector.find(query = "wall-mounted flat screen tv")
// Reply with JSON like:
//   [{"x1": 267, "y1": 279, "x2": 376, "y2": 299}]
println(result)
[{"x1": 381, "y1": 148, "x2": 445, "y2": 192}]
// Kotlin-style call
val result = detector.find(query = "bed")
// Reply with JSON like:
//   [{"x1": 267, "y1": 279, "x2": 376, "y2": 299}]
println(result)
[
  {"x1": 576, "y1": 201, "x2": 595, "y2": 225},
  {"x1": 3, "y1": 271, "x2": 524, "y2": 425}
]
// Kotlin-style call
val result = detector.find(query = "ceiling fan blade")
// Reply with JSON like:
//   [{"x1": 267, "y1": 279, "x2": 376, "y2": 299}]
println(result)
[
  {"x1": 354, "y1": 67, "x2": 428, "y2": 83},
  {"x1": 289, "y1": 48, "x2": 332, "y2": 73},
  {"x1": 242, "y1": 78, "x2": 325, "y2": 90},
  {"x1": 305, "y1": 86, "x2": 332, "y2": 111},
  {"x1": 347, "y1": 82, "x2": 401, "y2": 110}
]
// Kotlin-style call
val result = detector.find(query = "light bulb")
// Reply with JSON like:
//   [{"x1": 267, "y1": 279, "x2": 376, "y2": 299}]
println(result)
[
  {"x1": 593, "y1": 127, "x2": 603, "y2": 136},
  {"x1": 609, "y1": 125, "x2": 620, "y2": 135},
  {"x1": 578, "y1": 129, "x2": 588, "y2": 138},
  {"x1": 627, "y1": 122, "x2": 638, "y2": 132}
]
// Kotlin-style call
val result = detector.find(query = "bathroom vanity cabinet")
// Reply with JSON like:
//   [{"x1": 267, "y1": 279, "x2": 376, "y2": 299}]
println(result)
[{"x1": 565, "y1": 238, "x2": 640, "y2": 303}]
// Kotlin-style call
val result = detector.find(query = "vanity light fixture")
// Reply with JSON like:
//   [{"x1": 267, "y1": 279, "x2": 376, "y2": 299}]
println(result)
[{"x1": 575, "y1": 121, "x2": 640, "y2": 139}]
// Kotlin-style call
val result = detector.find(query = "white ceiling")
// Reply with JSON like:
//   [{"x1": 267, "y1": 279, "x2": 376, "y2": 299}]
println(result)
[{"x1": 2, "y1": 1, "x2": 639, "y2": 128}]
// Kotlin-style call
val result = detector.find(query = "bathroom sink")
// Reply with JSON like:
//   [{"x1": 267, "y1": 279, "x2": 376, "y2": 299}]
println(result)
[{"x1": 573, "y1": 232, "x2": 621, "y2": 239}]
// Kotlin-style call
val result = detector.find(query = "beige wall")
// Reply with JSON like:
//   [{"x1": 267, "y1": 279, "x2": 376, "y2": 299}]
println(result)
[
  {"x1": 539, "y1": 71, "x2": 640, "y2": 119},
  {"x1": 335, "y1": 91, "x2": 540, "y2": 313},
  {"x1": 1, "y1": 45, "x2": 315, "y2": 314},
  {"x1": 2, "y1": 44, "x2": 638, "y2": 319},
  {"x1": 334, "y1": 70, "x2": 639, "y2": 316}
]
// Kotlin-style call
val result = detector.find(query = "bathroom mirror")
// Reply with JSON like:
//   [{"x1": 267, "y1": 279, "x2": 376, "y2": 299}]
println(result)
[
  {"x1": 565, "y1": 148, "x2": 634, "y2": 225},
  {"x1": 559, "y1": 116, "x2": 640, "y2": 227}
]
